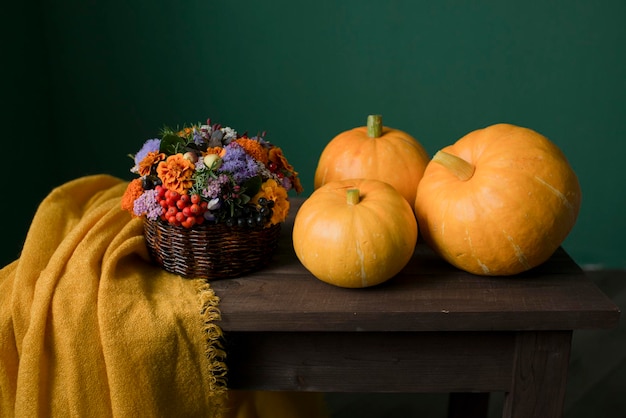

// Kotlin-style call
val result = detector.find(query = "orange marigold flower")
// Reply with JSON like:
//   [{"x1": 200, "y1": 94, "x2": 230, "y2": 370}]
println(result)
[
  {"x1": 138, "y1": 151, "x2": 166, "y2": 176},
  {"x1": 269, "y1": 147, "x2": 299, "y2": 174},
  {"x1": 121, "y1": 178, "x2": 144, "y2": 215},
  {"x1": 252, "y1": 179, "x2": 289, "y2": 225},
  {"x1": 156, "y1": 153, "x2": 195, "y2": 194},
  {"x1": 235, "y1": 138, "x2": 269, "y2": 164},
  {"x1": 203, "y1": 146, "x2": 223, "y2": 156},
  {"x1": 268, "y1": 147, "x2": 303, "y2": 193}
]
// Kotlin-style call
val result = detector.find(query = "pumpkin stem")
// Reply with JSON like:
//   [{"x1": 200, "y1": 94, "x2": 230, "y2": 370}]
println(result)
[
  {"x1": 432, "y1": 151, "x2": 475, "y2": 181},
  {"x1": 367, "y1": 115, "x2": 383, "y2": 138},
  {"x1": 346, "y1": 189, "x2": 361, "y2": 205}
]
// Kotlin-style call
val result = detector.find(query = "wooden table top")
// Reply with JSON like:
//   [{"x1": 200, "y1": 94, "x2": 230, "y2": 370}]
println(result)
[{"x1": 210, "y1": 198, "x2": 621, "y2": 333}]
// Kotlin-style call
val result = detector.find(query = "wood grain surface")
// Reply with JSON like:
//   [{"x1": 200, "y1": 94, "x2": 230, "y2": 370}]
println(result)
[{"x1": 211, "y1": 198, "x2": 620, "y2": 333}]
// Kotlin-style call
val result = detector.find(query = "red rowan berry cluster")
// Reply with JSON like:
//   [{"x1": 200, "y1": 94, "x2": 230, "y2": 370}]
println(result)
[{"x1": 155, "y1": 185, "x2": 208, "y2": 228}]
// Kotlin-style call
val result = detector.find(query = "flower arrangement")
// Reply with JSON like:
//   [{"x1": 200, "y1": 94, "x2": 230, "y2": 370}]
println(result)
[{"x1": 122, "y1": 117, "x2": 302, "y2": 229}]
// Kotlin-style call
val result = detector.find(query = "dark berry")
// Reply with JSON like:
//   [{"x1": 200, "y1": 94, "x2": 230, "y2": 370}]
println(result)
[{"x1": 142, "y1": 175, "x2": 160, "y2": 190}]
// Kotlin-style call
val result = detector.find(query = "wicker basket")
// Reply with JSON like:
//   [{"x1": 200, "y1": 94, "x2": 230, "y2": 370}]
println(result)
[{"x1": 143, "y1": 218, "x2": 282, "y2": 279}]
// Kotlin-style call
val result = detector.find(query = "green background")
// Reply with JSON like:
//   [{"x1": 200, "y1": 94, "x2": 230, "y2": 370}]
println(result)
[{"x1": 3, "y1": 0, "x2": 625, "y2": 270}]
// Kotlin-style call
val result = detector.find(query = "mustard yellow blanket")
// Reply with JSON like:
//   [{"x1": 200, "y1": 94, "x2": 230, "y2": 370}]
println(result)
[{"x1": 0, "y1": 175, "x2": 327, "y2": 418}]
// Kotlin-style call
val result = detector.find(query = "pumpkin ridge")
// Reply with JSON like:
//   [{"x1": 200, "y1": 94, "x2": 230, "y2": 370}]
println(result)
[
  {"x1": 391, "y1": 133, "x2": 430, "y2": 152},
  {"x1": 465, "y1": 226, "x2": 490, "y2": 275},
  {"x1": 467, "y1": 192, "x2": 494, "y2": 274},
  {"x1": 347, "y1": 195, "x2": 384, "y2": 283},
  {"x1": 354, "y1": 238, "x2": 368, "y2": 287},
  {"x1": 504, "y1": 233, "x2": 531, "y2": 270},
  {"x1": 474, "y1": 179, "x2": 535, "y2": 268},
  {"x1": 465, "y1": 181, "x2": 535, "y2": 274},
  {"x1": 532, "y1": 175, "x2": 576, "y2": 217}
]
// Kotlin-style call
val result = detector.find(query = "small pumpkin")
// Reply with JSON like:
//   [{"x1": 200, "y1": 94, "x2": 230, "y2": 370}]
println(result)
[
  {"x1": 293, "y1": 179, "x2": 417, "y2": 288},
  {"x1": 414, "y1": 123, "x2": 582, "y2": 276},
  {"x1": 314, "y1": 115, "x2": 430, "y2": 207}
]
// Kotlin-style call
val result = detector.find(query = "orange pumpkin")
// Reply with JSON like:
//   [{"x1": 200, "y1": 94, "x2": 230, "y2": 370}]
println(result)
[
  {"x1": 314, "y1": 115, "x2": 429, "y2": 207},
  {"x1": 414, "y1": 123, "x2": 582, "y2": 276},
  {"x1": 293, "y1": 179, "x2": 417, "y2": 288}
]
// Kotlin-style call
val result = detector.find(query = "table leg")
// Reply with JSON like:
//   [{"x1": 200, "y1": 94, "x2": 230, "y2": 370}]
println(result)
[
  {"x1": 448, "y1": 392, "x2": 490, "y2": 418},
  {"x1": 502, "y1": 331, "x2": 572, "y2": 418}
]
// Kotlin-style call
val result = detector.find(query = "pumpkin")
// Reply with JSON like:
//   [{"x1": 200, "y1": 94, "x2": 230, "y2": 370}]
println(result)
[
  {"x1": 293, "y1": 179, "x2": 417, "y2": 288},
  {"x1": 414, "y1": 123, "x2": 582, "y2": 276},
  {"x1": 313, "y1": 115, "x2": 430, "y2": 207}
]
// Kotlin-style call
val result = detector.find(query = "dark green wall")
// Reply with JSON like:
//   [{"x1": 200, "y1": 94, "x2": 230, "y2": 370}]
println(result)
[{"x1": 3, "y1": 1, "x2": 625, "y2": 269}]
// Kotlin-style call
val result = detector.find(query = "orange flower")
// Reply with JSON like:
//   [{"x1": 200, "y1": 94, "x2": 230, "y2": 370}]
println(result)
[
  {"x1": 235, "y1": 138, "x2": 269, "y2": 164},
  {"x1": 177, "y1": 127, "x2": 194, "y2": 138},
  {"x1": 268, "y1": 147, "x2": 292, "y2": 170},
  {"x1": 268, "y1": 147, "x2": 303, "y2": 193},
  {"x1": 156, "y1": 153, "x2": 195, "y2": 194},
  {"x1": 121, "y1": 178, "x2": 144, "y2": 215},
  {"x1": 138, "y1": 151, "x2": 166, "y2": 176},
  {"x1": 204, "y1": 146, "x2": 223, "y2": 156},
  {"x1": 252, "y1": 179, "x2": 290, "y2": 225},
  {"x1": 291, "y1": 176, "x2": 304, "y2": 194}
]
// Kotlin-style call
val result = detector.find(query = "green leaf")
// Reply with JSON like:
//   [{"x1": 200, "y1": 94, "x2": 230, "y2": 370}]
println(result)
[
  {"x1": 242, "y1": 175, "x2": 262, "y2": 197},
  {"x1": 239, "y1": 194, "x2": 251, "y2": 205},
  {"x1": 160, "y1": 133, "x2": 186, "y2": 155}
]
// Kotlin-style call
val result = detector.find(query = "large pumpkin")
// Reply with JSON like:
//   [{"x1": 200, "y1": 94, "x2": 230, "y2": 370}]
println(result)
[
  {"x1": 293, "y1": 179, "x2": 417, "y2": 288},
  {"x1": 414, "y1": 123, "x2": 582, "y2": 276},
  {"x1": 313, "y1": 115, "x2": 429, "y2": 207}
]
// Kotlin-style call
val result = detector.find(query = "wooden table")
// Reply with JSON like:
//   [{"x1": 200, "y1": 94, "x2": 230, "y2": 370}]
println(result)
[{"x1": 210, "y1": 198, "x2": 621, "y2": 418}]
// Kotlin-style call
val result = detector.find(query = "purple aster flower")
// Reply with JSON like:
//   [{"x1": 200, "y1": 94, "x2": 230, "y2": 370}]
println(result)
[
  {"x1": 219, "y1": 143, "x2": 260, "y2": 183},
  {"x1": 192, "y1": 128, "x2": 204, "y2": 145}
]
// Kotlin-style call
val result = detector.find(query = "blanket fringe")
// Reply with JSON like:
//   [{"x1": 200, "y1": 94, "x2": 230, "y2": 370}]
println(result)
[{"x1": 196, "y1": 279, "x2": 229, "y2": 416}]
